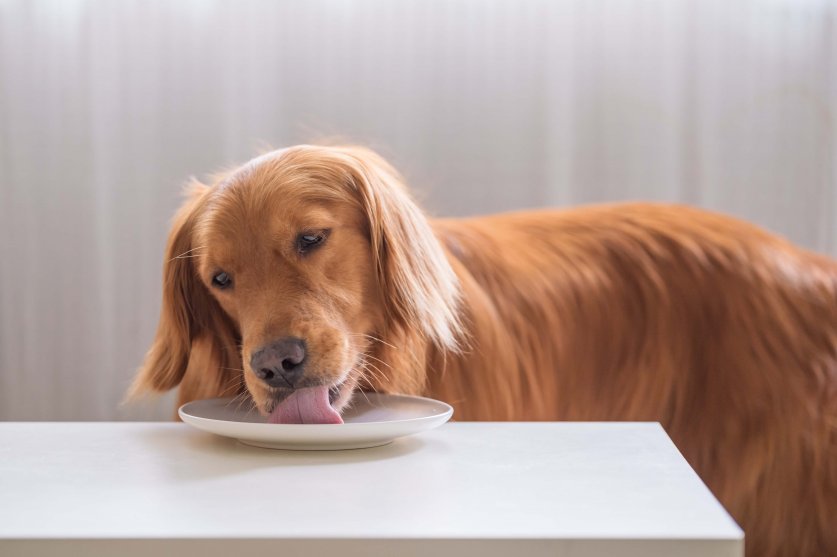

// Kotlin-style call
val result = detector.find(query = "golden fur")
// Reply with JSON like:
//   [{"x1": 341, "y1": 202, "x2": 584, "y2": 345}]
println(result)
[{"x1": 131, "y1": 145, "x2": 837, "y2": 557}]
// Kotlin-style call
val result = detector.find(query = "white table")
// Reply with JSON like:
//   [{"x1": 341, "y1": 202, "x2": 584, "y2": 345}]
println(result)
[{"x1": 0, "y1": 422, "x2": 742, "y2": 557}]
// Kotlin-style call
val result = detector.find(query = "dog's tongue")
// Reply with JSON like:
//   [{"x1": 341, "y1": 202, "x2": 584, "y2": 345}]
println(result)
[{"x1": 267, "y1": 386, "x2": 343, "y2": 425}]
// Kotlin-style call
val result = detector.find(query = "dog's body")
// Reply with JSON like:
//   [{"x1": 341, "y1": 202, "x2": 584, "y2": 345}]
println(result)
[
  {"x1": 133, "y1": 146, "x2": 836, "y2": 557},
  {"x1": 428, "y1": 206, "x2": 837, "y2": 556}
]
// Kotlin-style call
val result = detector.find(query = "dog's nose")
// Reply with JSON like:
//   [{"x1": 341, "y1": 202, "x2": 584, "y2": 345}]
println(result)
[{"x1": 250, "y1": 337, "x2": 307, "y2": 388}]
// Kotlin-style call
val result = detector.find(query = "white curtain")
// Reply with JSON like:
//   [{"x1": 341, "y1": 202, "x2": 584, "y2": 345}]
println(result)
[{"x1": 1, "y1": 0, "x2": 835, "y2": 420}]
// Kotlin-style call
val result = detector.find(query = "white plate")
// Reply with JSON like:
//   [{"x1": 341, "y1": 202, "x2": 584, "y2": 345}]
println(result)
[{"x1": 178, "y1": 392, "x2": 453, "y2": 450}]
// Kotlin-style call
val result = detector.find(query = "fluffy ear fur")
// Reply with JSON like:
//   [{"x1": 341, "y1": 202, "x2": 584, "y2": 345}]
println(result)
[
  {"x1": 126, "y1": 181, "x2": 240, "y2": 401},
  {"x1": 331, "y1": 146, "x2": 464, "y2": 352}
]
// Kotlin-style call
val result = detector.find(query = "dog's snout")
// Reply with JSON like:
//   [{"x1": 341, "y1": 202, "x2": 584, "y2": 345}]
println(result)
[{"x1": 250, "y1": 337, "x2": 307, "y2": 388}]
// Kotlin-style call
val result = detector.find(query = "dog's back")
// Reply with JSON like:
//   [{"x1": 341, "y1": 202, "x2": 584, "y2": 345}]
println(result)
[{"x1": 429, "y1": 203, "x2": 837, "y2": 557}]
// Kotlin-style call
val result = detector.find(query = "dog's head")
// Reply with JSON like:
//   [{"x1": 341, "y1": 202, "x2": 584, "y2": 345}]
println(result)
[{"x1": 130, "y1": 145, "x2": 461, "y2": 422}]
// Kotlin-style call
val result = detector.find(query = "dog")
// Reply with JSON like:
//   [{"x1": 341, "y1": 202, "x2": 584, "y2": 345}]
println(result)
[{"x1": 130, "y1": 144, "x2": 836, "y2": 556}]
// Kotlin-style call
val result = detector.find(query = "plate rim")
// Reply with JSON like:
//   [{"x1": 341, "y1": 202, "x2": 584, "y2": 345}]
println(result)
[{"x1": 178, "y1": 391, "x2": 454, "y2": 429}]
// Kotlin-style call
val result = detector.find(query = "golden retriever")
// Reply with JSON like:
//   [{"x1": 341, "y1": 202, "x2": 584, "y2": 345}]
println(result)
[{"x1": 130, "y1": 145, "x2": 836, "y2": 556}]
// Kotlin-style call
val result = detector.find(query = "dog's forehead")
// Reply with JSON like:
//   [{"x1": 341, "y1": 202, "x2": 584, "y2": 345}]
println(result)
[
  {"x1": 236, "y1": 148, "x2": 292, "y2": 181},
  {"x1": 216, "y1": 148, "x2": 290, "y2": 193},
  {"x1": 194, "y1": 197, "x2": 339, "y2": 273},
  {"x1": 216, "y1": 146, "x2": 350, "y2": 203},
  {"x1": 248, "y1": 148, "x2": 289, "y2": 166},
  {"x1": 195, "y1": 146, "x2": 364, "y2": 252},
  {"x1": 201, "y1": 169, "x2": 355, "y2": 241},
  {"x1": 202, "y1": 187, "x2": 330, "y2": 235}
]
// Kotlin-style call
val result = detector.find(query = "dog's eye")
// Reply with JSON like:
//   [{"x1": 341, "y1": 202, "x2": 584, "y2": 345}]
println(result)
[
  {"x1": 296, "y1": 230, "x2": 330, "y2": 254},
  {"x1": 211, "y1": 271, "x2": 232, "y2": 289}
]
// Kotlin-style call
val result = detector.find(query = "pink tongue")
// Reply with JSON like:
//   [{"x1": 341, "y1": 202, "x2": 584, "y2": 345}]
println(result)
[{"x1": 267, "y1": 386, "x2": 344, "y2": 425}]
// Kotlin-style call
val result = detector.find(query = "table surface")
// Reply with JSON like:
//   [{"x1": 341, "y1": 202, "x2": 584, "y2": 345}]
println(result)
[{"x1": 0, "y1": 422, "x2": 743, "y2": 557}]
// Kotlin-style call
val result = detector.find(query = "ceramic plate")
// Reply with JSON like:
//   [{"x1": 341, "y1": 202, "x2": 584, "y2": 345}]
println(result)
[{"x1": 178, "y1": 393, "x2": 453, "y2": 450}]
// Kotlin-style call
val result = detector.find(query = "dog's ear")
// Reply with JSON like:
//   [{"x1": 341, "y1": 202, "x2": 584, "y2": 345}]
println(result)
[
  {"x1": 127, "y1": 181, "x2": 238, "y2": 399},
  {"x1": 334, "y1": 146, "x2": 463, "y2": 352}
]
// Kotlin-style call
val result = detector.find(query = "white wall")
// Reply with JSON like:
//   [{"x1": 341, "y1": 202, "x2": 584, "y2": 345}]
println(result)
[{"x1": 1, "y1": 0, "x2": 835, "y2": 420}]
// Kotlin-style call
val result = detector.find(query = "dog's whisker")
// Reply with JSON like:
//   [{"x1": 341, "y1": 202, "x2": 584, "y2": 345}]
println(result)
[
  {"x1": 170, "y1": 246, "x2": 206, "y2": 261},
  {"x1": 356, "y1": 387, "x2": 372, "y2": 408},
  {"x1": 217, "y1": 380, "x2": 245, "y2": 397},
  {"x1": 348, "y1": 333, "x2": 398, "y2": 350},
  {"x1": 343, "y1": 365, "x2": 373, "y2": 409},
  {"x1": 362, "y1": 360, "x2": 387, "y2": 381},
  {"x1": 224, "y1": 391, "x2": 249, "y2": 410},
  {"x1": 229, "y1": 385, "x2": 249, "y2": 403},
  {"x1": 358, "y1": 360, "x2": 387, "y2": 386},
  {"x1": 235, "y1": 393, "x2": 251, "y2": 414},
  {"x1": 362, "y1": 353, "x2": 392, "y2": 370}
]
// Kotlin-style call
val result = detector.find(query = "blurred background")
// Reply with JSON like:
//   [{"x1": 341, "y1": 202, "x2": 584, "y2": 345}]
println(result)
[{"x1": 1, "y1": 0, "x2": 835, "y2": 420}]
